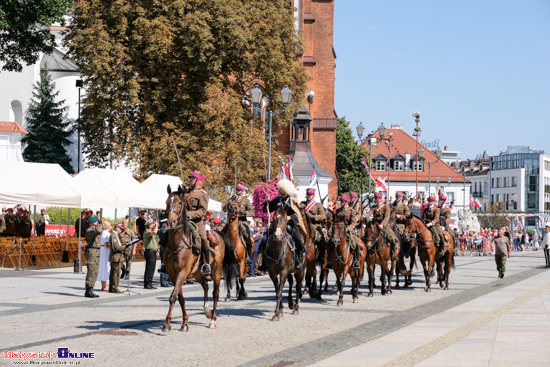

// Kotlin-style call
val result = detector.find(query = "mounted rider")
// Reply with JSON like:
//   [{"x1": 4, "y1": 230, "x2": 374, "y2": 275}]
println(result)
[
  {"x1": 300, "y1": 187, "x2": 327, "y2": 262},
  {"x1": 437, "y1": 194, "x2": 455, "y2": 254},
  {"x1": 185, "y1": 171, "x2": 212, "y2": 281},
  {"x1": 422, "y1": 196, "x2": 447, "y2": 256},
  {"x1": 335, "y1": 194, "x2": 362, "y2": 270},
  {"x1": 265, "y1": 179, "x2": 307, "y2": 270},
  {"x1": 363, "y1": 192, "x2": 399, "y2": 260},
  {"x1": 223, "y1": 184, "x2": 254, "y2": 266},
  {"x1": 392, "y1": 192, "x2": 410, "y2": 239}
]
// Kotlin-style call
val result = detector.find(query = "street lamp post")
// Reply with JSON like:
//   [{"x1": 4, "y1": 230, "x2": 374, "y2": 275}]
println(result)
[
  {"x1": 413, "y1": 112, "x2": 421, "y2": 197},
  {"x1": 250, "y1": 85, "x2": 292, "y2": 181},
  {"x1": 75, "y1": 79, "x2": 83, "y2": 173},
  {"x1": 418, "y1": 147, "x2": 424, "y2": 200},
  {"x1": 427, "y1": 149, "x2": 442, "y2": 199}
]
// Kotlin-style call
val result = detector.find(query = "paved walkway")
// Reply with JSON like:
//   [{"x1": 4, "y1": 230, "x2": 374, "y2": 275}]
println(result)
[{"x1": 0, "y1": 251, "x2": 549, "y2": 366}]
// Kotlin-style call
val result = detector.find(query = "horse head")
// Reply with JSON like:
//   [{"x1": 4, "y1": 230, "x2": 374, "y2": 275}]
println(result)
[
  {"x1": 227, "y1": 201, "x2": 238, "y2": 221},
  {"x1": 166, "y1": 184, "x2": 185, "y2": 229},
  {"x1": 331, "y1": 221, "x2": 345, "y2": 247},
  {"x1": 270, "y1": 206, "x2": 288, "y2": 242}
]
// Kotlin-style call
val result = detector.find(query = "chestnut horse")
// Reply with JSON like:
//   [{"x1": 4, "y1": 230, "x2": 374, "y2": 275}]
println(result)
[
  {"x1": 265, "y1": 205, "x2": 306, "y2": 321},
  {"x1": 224, "y1": 201, "x2": 250, "y2": 301},
  {"x1": 404, "y1": 215, "x2": 436, "y2": 292},
  {"x1": 363, "y1": 220, "x2": 392, "y2": 296},
  {"x1": 162, "y1": 185, "x2": 235, "y2": 331},
  {"x1": 330, "y1": 221, "x2": 366, "y2": 305},
  {"x1": 435, "y1": 232, "x2": 455, "y2": 290}
]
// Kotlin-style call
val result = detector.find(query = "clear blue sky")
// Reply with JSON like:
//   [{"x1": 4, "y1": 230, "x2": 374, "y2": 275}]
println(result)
[{"x1": 334, "y1": 0, "x2": 550, "y2": 160}]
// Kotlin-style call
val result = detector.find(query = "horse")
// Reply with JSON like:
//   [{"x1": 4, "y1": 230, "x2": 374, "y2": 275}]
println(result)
[
  {"x1": 435, "y1": 231, "x2": 455, "y2": 290},
  {"x1": 303, "y1": 207, "x2": 330, "y2": 300},
  {"x1": 162, "y1": 185, "x2": 235, "y2": 331},
  {"x1": 403, "y1": 215, "x2": 436, "y2": 292},
  {"x1": 363, "y1": 220, "x2": 392, "y2": 296},
  {"x1": 264, "y1": 205, "x2": 306, "y2": 321},
  {"x1": 330, "y1": 220, "x2": 366, "y2": 305},
  {"x1": 224, "y1": 201, "x2": 250, "y2": 301},
  {"x1": 395, "y1": 232, "x2": 416, "y2": 289}
]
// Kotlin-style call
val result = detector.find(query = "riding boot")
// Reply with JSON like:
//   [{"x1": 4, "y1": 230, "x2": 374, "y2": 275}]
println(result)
[
  {"x1": 390, "y1": 242, "x2": 397, "y2": 261},
  {"x1": 292, "y1": 227, "x2": 304, "y2": 271},
  {"x1": 120, "y1": 264, "x2": 126, "y2": 280},
  {"x1": 239, "y1": 223, "x2": 253, "y2": 266},
  {"x1": 84, "y1": 287, "x2": 99, "y2": 298},
  {"x1": 352, "y1": 246, "x2": 361, "y2": 270},
  {"x1": 201, "y1": 249, "x2": 212, "y2": 281}
]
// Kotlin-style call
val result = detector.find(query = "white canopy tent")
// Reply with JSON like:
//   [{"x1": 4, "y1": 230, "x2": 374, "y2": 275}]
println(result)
[
  {"x1": 0, "y1": 161, "x2": 100, "y2": 208},
  {"x1": 141, "y1": 174, "x2": 222, "y2": 212}
]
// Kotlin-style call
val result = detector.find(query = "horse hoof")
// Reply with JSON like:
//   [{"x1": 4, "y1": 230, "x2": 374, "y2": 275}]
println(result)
[
  {"x1": 424, "y1": 287, "x2": 431, "y2": 292},
  {"x1": 336, "y1": 290, "x2": 340, "y2": 296},
  {"x1": 272, "y1": 315, "x2": 279, "y2": 322},
  {"x1": 395, "y1": 285, "x2": 400, "y2": 289},
  {"x1": 337, "y1": 301, "x2": 343, "y2": 307},
  {"x1": 352, "y1": 297, "x2": 358, "y2": 303},
  {"x1": 316, "y1": 295, "x2": 323, "y2": 301},
  {"x1": 208, "y1": 321, "x2": 216, "y2": 329},
  {"x1": 367, "y1": 293, "x2": 373, "y2": 297},
  {"x1": 444, "y1": 285, "x2": 449, "y2": 290},
  {"x1": 309, "y1": 291, "x2": 316, "y2": 299},
  {"x1": 162, "y1": 325, "x2": 171, "y2": 332},
  {"x1": 439, "y1": 282, "x2": 444, "y2": 288},
  {"x1": 180, "y1": 325, "x2": 188, "y2": 332},
  {"x1": 205, "y1": 309, "x2": 212, "y2": 319},
  {"x1": 237, "y1": 295, "x2": 243, "y2": 300},
  {"x1": 224, "y1": 297, "x2": 230, "y2": 302},
  {"x1": 388, "y1": 289, "x2": 392, "y2": 294},
  {"x1": 292, "y1": 309, "x2": 299, "y2": 315}
]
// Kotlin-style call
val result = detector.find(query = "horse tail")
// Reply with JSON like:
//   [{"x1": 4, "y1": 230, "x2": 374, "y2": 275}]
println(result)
[
  {"x1": 451, "y1": 248, "x2": 456, "y2": 269},
  {"x1": 218, "y1": 230, "x2": 235, "y2": 291}
]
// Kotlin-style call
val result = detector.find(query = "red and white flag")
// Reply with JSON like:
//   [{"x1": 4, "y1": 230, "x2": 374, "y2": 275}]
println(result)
[
  {"x1": 288, "y1": 156, "x2": 294, "y2": 182},
  {"x1": 474, "y1": 198, "x2": 481, "y2": 208},
  {"x1": 361, "y1": 156, "x2": 375, "y2": 182},
  {"x1": 309, "y1": 169, "x2": 317, "y2": 187},
  {"x1": 376, "y1": 176, "x2": 387, "y2": 191}
]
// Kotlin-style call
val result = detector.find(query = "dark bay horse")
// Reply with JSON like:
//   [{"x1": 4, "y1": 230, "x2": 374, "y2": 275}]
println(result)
[
  {"x1": 404, "y1": 215, "x2": 436, "y2": 292},
  {"x1": 363, "y1": 220, "x2": 392, "y2": 296},
  {"x1": 225, "y1": 201, "x2": 249, "y2": 301},
  {"x1": 303, "y1": 207, "x2": 329, "y2": 300},
  {"x1": 162, "y1": 185, "x2": 235, "y2": 331},
  {"x1": 435, "y1": 231, "x2": 455, "y2": 290},
  {"x1": 330, "y1": 221, "x2": 365, "y2": 305},
  {"x1": 265, "y1": 205, "x2": 306, "y2": 321}
]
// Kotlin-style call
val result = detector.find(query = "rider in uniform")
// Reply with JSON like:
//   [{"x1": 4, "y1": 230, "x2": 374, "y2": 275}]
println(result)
[
  {"x1": 265, "y1": 179, "x2": 306, "y2": 270},
  {"x1": 336, "y1": 195, "x2": 362, "y2": 269},
  {"x1": 84, "y1": 216, "x2": 102, "y2": 298},
  {"x1": 186, "y1": 171, "x2": 212, "y2": 280},
  {"x1": 422, "y1": 196, "x2": 446, "y2": 256},
  {"x1": 437, "y1": 194, "x2": 454, "y2": 255},
  {"x1": 363, "y1": 193, "x2": 399, "y2": 260},
  {"x1": 223, "y1": 184, "x2": 254, "y2": 266},
  {"x1": 392, "y1": 192, "x2": 410, "y2": 239},
  {"x1": 300, "y1": 188, "x2": 327, "y2": 262}
]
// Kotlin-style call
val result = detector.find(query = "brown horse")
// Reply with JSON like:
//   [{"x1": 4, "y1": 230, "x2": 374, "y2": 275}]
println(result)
[
  {"x1": 435, "y1": 231, "x2": 455, "y2": 290},
  {"x1": 330, "y1": 221, "x2": 365, "y2": 305},
  {"x1": 404, "y1": 215, "x2": 436, "y2": 292},
  {"x1": 162, "y1": 185, "x2": 235, "y2": 331},
  {"x1": 224, "y1": 201, "x2": 249, "y2": 301},
  {"x1": 303, "y1": 207, "x2": 330, "y2": 300},
  {"x1": 395, "y1": 234, "x2": 416, "y2": 289},
  {"x1": 265, "y1": 205, "x2": 306, "y2": 321},
  {"x1": 363, "y1": 220, "x2": 392, "y2": 296}
]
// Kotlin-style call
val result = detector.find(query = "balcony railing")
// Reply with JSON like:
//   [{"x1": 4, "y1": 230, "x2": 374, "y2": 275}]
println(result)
[{"x1": 472, "y1": 191, "x2": 483, "y2": 198}]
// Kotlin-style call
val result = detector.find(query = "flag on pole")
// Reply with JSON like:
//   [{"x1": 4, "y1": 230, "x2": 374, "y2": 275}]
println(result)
[
  {"x1": 279, "y1": 158, "x2": 287, "y2": 180},
  {"x1": 474, "y1": 198, "x2": 481, "y2": 208},
  {"x1": 361, "y1": 156, "x2": 375, "y2": 182},
  {"x1": 376, "y1": 176, "x2": 387, "y2": 191},
  {"x1": 288, "y1": 156, "x2": 294, "y2": 182},
  {"x1": 310, "y1": 169, "x2": 317, "y2": 187}
]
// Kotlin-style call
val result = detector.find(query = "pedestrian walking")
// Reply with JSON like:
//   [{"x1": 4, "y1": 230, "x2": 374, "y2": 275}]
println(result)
[
  {"x1": 493, "y1": 226, "x2": 512, "y2": 278},
  {"x1": 541, "y1": 224, "x2": 550, "y2": 268}
]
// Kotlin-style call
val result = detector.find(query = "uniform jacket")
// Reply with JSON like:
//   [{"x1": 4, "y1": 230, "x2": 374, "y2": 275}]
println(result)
[
  {"x1": 300, "y1": 200, "x2": 327, "y2": 224},
  {"x1": 422, "y1": 206, "x2": 440, "y2": 226},
  {"x1": 364, "y1": 203, "x2": 390, "y2": 227},
  {"x1": 223, "y1": 195, "x2": 254, "y2": 220},
  {"x1": 336, "y1": 206, "x2": 358, "y2": 233},
  {"x1": 186, "y1": 189, "x2": 209, "y2": 223},
  {"x1": 109, "y1": 232, "x2": 125, "y2": 262},
  {"x1": 266, "y1": 195, "x2": 307, "y2": 237},
  {"x1": 120, "y1": 228, "x2": 136, "y2": 255},
  {"x1": 439, "y1": 205, "x2": 451, "y2": 227},
  {"x1": 85, "y1": 226, "x2": 102, "y2": 249},
  {"x1": 393, "y1": 202, "x2": 411, "y2": 220}
]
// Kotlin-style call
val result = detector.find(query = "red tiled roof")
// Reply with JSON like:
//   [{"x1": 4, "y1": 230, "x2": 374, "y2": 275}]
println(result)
[
  {"x1": 361, "y1": 127, "x2": 469, "y2": 184},
  {"x1": 0, "y1": 121, "x2": 28, "y2": 134}
]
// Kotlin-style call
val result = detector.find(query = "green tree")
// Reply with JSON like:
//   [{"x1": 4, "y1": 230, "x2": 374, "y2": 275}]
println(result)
[
  {"x1": 22, "y1": 68, "x2": 74, "y2": 173},
  {"x1": 65, "y1": 0, "x2": 309, "y2": 197},
  {"x1": 0, "y1": 0, "x2": 71, "y2": 72},
  {"x1": 479, "y1": 210, "x2": 509, "y2": 231},
  {"x1": 336, "y1": 116, "x2": 373, "y2": 195},
  {"x1": 45, "y1": 207, "x2": 86, "y2": 225}
]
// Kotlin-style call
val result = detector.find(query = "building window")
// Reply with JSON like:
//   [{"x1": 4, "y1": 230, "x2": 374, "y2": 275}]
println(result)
[
  {"x1": 512, "y1": 176, "x2": 517, "y2": 187},
  {"x1": 496, "y1": 178, "x2": 501, "y2": 188},
  {"x1": 491, "y1": 178, "x2": 495, "y2": 188},
  {"x1": 394, "y1": 160, "x2": 404, "y2": 171},
  {"x1": 503, "y1": 177, "x2": 508, "y2": 187},
  {"x1": 376, "y1": 161, "x2": 386, "y2": 171}
]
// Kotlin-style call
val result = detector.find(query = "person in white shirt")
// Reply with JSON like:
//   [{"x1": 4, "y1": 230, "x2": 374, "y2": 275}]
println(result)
[{"x1": 98, "y1": 221, "x2": 112, "y2": 291}]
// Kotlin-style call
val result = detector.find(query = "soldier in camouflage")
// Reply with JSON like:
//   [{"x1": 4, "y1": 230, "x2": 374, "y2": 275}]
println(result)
[
  {"x1": 84, "y1": 216, "x2": 102, "y2": 298},
  {"x1": 109, "y1": 224, "x2": 125, "y2": 293}
]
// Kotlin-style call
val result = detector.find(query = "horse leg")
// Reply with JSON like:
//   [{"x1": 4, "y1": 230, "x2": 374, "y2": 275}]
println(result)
[
  {"x1": 277, "y1": 269, "x2": 289, "y2": 319},
  {"x1": 288, "y1": 273, "x2": 295, "y2": 310},
  {"x1": 177, "y1": 290, "x2": 189, "y2": 332},
  {"x1": 436, "y1": 257, "x2": 444, "y2": 288},
  {"x1": 235, "y1": 266, "x2": 241, "y2": 299},
  {"x1": 237, "y1": 259, "x2": 248, "y2": 300},
  {"x1": 269, "y1": 272, "x2": 282, "y2": 321},
  {"x1": 351, "y1": 269, "x2": 358, "y2": 303},
  {"x1": 380, "y1": 267, "x2": 387, "y2": 296},
  {"x1": 317, "y1": 263, "x2": 325, "y2": 301},
  {"x1": 367, "y1": 262, "x2": 374, "y2": 297},
  {"x1": 323, "y1": 267, "x2": 329, "y2": 292},
  {"x1": 208, "y1": 268, "x2": 221, "y2": 329},
  {"x1": 337, "y1": 270, "x2": 346, "y2": 307},
  {"x1": 444, "y1": 253, "x2": 451, "y2": 290},
  {"x1": 163, "y1": 271, "x2": 187, "y2": 332},
  {"x1": 199, "y1": 275, "x2": 211, "y2": 320},
  {"x1": 294, "y1": 270, "x2": 304, "y2": 315}
]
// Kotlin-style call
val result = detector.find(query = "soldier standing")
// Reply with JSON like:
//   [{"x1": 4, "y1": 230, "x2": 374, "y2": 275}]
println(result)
[
  {"x1": 493, "y1": 226, "x2": 512, "y2": 278},
  {"x1": 223, "y1": 184, "x2": 254, "y2": 265},
  {"x1": 422, "y1": 196, "x2": 446, "y2": 256},
  {"x1": 301, "y1": 188, "x2": 327, "y2": 262},
  {"x1": 186, "y1": 171, "x2": 212, "y2": 280},
  {"x1": 119, "y1": 219, "x2": 136, "y2": 280},
  {"x1": 84, "y1": 216, "x2": 102, "y2": 298},
  {"x1": 109, "y1": 224, "x2": 125, "y2": 293},
  {"x1": 364, "y1": 193, "x2": 399, "y2": 260}
]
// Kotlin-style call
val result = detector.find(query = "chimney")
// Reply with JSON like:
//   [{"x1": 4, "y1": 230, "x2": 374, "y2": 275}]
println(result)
[{"x1": 405, "y1": 150, "x2": 410, "y2": 166}]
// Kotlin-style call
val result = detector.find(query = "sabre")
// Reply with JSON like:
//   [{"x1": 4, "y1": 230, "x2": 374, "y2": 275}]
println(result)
[{"x1": 171, "y1": 136, "x2": 185, "y2": 187}]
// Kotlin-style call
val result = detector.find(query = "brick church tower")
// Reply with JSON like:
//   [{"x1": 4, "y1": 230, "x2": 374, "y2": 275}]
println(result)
[{"x1": 277, "y1": 0, "x2": 338, "y2": 199}]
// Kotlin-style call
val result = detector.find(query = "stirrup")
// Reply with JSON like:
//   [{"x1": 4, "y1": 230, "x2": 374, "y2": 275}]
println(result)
[
  {"x1": 352, "y1": 260, "x2": 360, "y2": 270},
  {"x1": 245, "y1": 257, "x2": 252, "y2": 266},
  {"x1": 201, "y1": 263, "x2": 211, "y2": 276}
]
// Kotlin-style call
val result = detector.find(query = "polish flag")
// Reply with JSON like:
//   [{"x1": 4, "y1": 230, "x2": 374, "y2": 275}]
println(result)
[
  {"x1": 474, "y1": 198, "x2": 481, "y2": 208},
  {"x1": 376, "y1": 176, "x2": 387, "y2": 191}
]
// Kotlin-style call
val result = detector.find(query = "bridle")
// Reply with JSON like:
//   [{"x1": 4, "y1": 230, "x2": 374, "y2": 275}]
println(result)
[
  {"x1": 407, "y1": 216, "x2": 433, "y2": 248},
  {"x1": 167, "y1": 193, "x2": 185, "y2": 230}
]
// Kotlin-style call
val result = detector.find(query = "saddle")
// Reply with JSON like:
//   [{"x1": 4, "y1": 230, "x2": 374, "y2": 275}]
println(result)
[
  {"x1": 206, "y1": 230, "x2": 219, "y2": 247},
  {"x1": 188, "y1": 222, "x2": 202, "y2": 252}
]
